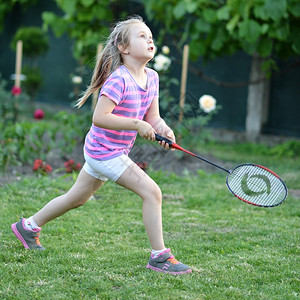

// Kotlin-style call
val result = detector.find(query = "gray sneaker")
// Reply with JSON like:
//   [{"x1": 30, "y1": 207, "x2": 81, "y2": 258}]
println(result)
[
  {"x1": 147, "y1": 248, "x2": 192, "y2": 275},
  {"x1": 11, "y1": 218, "x2": 45, "y2": 250}
]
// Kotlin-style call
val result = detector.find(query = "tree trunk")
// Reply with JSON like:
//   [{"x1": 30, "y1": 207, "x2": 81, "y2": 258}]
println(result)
[{"x1": 245, "y1": 54, "x2": 270, "y2": 142}]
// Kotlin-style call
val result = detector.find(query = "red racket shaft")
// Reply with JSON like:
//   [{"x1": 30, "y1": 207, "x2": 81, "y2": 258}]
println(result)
[{"x1": 155, "y1": 134, "x2": 229, "y2": 173}]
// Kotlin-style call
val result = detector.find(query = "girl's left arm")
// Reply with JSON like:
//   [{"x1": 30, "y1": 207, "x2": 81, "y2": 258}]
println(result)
[{"x1": 144, "y1": 96, "x2": 175, "y2": 149}]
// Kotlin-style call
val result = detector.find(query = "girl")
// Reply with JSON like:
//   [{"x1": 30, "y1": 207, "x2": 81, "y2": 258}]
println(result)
[{"x1": 11, "y1": 16, "x2": 192, "y2": 275}]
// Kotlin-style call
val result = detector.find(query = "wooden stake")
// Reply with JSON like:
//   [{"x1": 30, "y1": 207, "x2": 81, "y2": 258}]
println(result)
[
  {"x1": 178, "y1": 44, "x2": 189, "y2": 124},
  {"x1": 92, "y1": 43, "x2": 104, "y2": 111},
  {"x1": 14, "y1": 40, "x2": 23, "y2": 88}
]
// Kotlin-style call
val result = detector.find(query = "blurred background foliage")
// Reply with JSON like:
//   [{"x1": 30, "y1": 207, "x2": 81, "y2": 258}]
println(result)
[{"x1": 0, "y1": 0, "x2": 299, "y2": 144}]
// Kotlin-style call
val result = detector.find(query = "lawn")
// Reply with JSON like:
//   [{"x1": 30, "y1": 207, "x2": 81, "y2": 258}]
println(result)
[{"x1": 0, "y1": 142, "x2": 299, "y2": 299}]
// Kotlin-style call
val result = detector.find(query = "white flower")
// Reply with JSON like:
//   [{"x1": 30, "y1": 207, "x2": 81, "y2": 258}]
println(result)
[
  {"x1": 72, "y1": 75, "x2": 82, "y2": 85},
  {"x1": 153, "y1": 54, "x2": 171, "y2": 71},
  {"x1": 162, "y1": 45, "x2": 170, "y2": 55},
  {"x1": 199, "y1": 95, "x2": 217, "y2": 113}
]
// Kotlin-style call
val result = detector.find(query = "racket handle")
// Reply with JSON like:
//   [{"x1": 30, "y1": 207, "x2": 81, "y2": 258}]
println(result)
[{"x1": 155, "y1": 133, "x2": 173, "y2": 147}]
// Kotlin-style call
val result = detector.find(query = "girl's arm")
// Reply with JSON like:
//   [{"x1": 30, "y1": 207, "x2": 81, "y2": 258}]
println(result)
[
  {"x1": 144, "y1": 97, "x2": 175, "y2": 149},
  {"x1": 93, "y1": 95, "x2": 156, "y2": 140}
]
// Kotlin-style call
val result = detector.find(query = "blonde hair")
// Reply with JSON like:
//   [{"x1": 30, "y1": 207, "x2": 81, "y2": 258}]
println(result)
[{"x1": 75, "y1": 15, "x2": 144, "y2": 108}]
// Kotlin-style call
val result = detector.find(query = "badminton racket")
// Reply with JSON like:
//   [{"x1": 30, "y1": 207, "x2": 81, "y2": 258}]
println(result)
[{"x1": 155, "y1": 134, "x2": 287, "y2": 207}]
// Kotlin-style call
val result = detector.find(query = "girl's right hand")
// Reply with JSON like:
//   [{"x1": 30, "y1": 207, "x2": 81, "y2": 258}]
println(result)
[{"x1": 137, "y1": 121, "x2": 156, "y2": 141}]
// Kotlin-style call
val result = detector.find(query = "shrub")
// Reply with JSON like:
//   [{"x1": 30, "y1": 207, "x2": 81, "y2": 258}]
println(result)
[
  {"x1": 64, "y1": 159, "x2": 81, "y2": 173},
  {"x1": 11, "y1": 27, "x2": 49, "y2": 59},
  {"x1": 22, "y1": 65, "x2": 43, "y2": 99},
  {"x1": 270, "y1": 140, "x2": 300, "y2": 159},
  {"x1": 0, "y1": 110, "x2": 91, "y2": 172},
  {"x1": 0, "y1": 76, "x2": 30, "y2": 125},
  {"x1": 33, "y1": 159, "x2": 52, "y2": 175}
]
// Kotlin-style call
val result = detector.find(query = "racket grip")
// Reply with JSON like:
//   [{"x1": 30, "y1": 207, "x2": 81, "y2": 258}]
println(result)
[{"x1": 155, "y1": 133, "x2": 173, "y2": 147}]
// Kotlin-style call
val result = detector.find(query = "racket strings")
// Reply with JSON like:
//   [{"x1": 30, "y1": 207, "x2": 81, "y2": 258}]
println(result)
[
  {"x1": 227, "y1": 164, "x2": 287, "y2": 207},
  {"x1": 231, "y1": 166, "x2": 284, "y2": 206}
]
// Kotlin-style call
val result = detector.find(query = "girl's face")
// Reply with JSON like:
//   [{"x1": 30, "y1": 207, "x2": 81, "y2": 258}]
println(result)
[{"x1": 125, "y1": 22, "x2": 155, "y2": 62}]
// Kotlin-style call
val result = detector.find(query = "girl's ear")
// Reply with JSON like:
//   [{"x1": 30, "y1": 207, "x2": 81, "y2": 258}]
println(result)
[{"x1": 118, "y1": 44, "x2": 130, "y2": 54}]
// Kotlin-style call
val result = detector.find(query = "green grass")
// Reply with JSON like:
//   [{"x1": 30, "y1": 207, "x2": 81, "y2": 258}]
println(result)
[{"x1": 0, "y1": 144, "x2": 299, "y2": 299}]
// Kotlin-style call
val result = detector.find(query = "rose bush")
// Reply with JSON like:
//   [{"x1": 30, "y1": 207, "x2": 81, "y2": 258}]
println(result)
[
  {"x1": 64, "y1": 159, "x2": 81, "y2": 173},
  {"x1": 33, "y1": 159, "x2": 52, "y2": 175},
  {"x1": 199, "y1": 95, "x2": 217, "y2": 113},
  {"x1": 153, "y1": 54, "x2": 171, "y2": 72},
  {"x1": 34, "y1": 108, "x2": 45, "y2": 119}
]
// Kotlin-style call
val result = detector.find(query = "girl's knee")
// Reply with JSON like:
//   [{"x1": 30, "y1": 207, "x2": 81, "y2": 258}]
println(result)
[
  {"x1": 65, "y1": 192, "x2": 90, "y2": 209},
  {"x1": 143, "y1": 182, "x2": 162, "y2": 204}
]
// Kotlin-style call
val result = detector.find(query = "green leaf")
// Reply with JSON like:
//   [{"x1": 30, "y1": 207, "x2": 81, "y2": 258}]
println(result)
[
  {"x1": 262, "y1": 59, "x2": 278, "y2": 77},
  {"x1": 15, "y1": 123, "x2": 23, "y2": 136},
  {"x1": 211, "y1": 28, "x2": 227, "y2": 51},
  {"x1": 240, "y1": 40, "x2": 257, "y2": 55},
  {"x1": 80, "y1": 0, "x2": 94, "y2": 8},
  {"x1": 194, "y1": 18, "x2": 211, "y2": 33},
  {"x1": 265, "y1": 0, "x2": 287, "y2": 21},
  {"x1": 77, "y1": 10, "x2": 93, "y2": 21},
  {"x1": 257, "y1": 38, "x2": 273, "y2": 57},
  {"x1": 189, "y1": 40, "x2": 206, "y2": 60},
  {"x1": 173, "y1": 1, "x2": 185, "y2": 19},
  {"x1": 269, "y1": 22, "x2": 290, "y2": 41},
  {"x1": 254, "y1": 0, "x2": 287, "y2": 21},
  {"x1": 185, "y1": 0, "x2": 197, "y2": 13},
  {"x1": 226, "y1": 14, "x2": 240, "y2": 34},
  {"x1": 260, "y1": 24, "x2": 269, "y2": 35},
  {"x1": 42, "y1": 12, "x2": 56, "y2": 29},
  {"x1": 239, "y1": 20, "x2": 261, "y2": 43},
  {"x1": 57, "y1": 0, "x2": 76, "y2": 15},
  {"x1": 253, "y1": 5, "x2": 267, "y2": 20},
  {"x1": 217, "y1": 6, "x2": 231, "y2": 21},
  {"x1": 42, "y1": 12, "x2": 68, "y2": 37},
  {"x1": 203, "y1": 8, "x2": 216, "y2": 23},
  {"x1": 288, "y1": 2, "x2": 300, "y2": 17},
  {"x1": 292, "y1": 39, "x2": 300, "y2": 54}
]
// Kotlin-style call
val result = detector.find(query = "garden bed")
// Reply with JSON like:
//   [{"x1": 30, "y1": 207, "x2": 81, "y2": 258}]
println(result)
[
  {"x1": 1, "y1": 139, "x2": 227, "y2": 187},
  {"x1": 1, "y1": 126, "x2": 298, "y2": 188}
]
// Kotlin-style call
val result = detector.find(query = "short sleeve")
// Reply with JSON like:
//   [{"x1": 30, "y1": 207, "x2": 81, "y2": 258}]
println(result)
[{"x1": 100, "y1": 74, "x2": 125, "y2": 105}]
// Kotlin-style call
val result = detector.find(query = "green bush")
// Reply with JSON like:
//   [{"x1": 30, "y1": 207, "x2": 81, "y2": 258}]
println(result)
[
  {"x1": 0, "y1": 75, "x2": 30, "y2": 124},
  {"x1": 22, "y1": 65, "x2": 43, "y2": 99},
  {"x1": 0, "y1": 110, "x2": 91, "y2": 172},
  {"x1": 0, "y1": 121, "x2": 54, "y2": 171},
  {"x1": 11, "y1": 26, "x2": 49, "y2": 59},
  {"x1": 270, "y1": 140, "x2": 300, "y2": 158}
]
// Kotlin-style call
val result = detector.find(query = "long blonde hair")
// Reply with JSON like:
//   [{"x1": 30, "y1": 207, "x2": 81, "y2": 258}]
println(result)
[{"x1": 75, "y1": 15, "x2": 144, "y2": 108}]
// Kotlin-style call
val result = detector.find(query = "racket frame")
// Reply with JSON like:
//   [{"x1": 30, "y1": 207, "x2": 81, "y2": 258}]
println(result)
[{"x1": 226, "y1": 163, "x2": 288, "y2": 207}]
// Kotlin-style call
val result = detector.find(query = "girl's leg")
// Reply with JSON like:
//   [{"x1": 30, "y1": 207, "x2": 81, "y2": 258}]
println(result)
[
  {"x1": 116, "y1": 163, "x2": 164, "y2": 250},
  {"x1": 33, "y1": 169, "x2": 105, "y2": 227}
]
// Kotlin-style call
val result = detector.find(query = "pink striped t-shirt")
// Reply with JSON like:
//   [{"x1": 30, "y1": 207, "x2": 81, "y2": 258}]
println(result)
[{"x1": 84, "y1": 65, "x2": 159, "y2": 161}]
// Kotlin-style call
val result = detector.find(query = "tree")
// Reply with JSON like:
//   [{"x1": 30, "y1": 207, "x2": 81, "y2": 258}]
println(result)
[
  {"x1": 142, "y1": 0, "x2": 300, "y2": 141},
  {"x1": 42, "y1": 0, "x2": 128, "y2": 66}
]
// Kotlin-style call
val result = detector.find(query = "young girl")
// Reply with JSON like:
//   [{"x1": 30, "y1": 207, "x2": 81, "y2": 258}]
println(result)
[{"x1": 11, "y1": 16, "x2": 192, "y2": 275}]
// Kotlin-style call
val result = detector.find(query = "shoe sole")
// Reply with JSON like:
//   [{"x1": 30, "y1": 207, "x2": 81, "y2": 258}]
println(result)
[
  {"x1": 147, "y1": 263, "x2": 192, "y2": 275},
  {"x1": 11, "y1": 223, "x2": 30, "y2": 249}
]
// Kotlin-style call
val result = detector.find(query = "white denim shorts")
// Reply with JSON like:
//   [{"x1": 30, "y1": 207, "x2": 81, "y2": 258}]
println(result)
[{"x1": 83, "y1": 152, "x2": 134, "y2": 182}]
